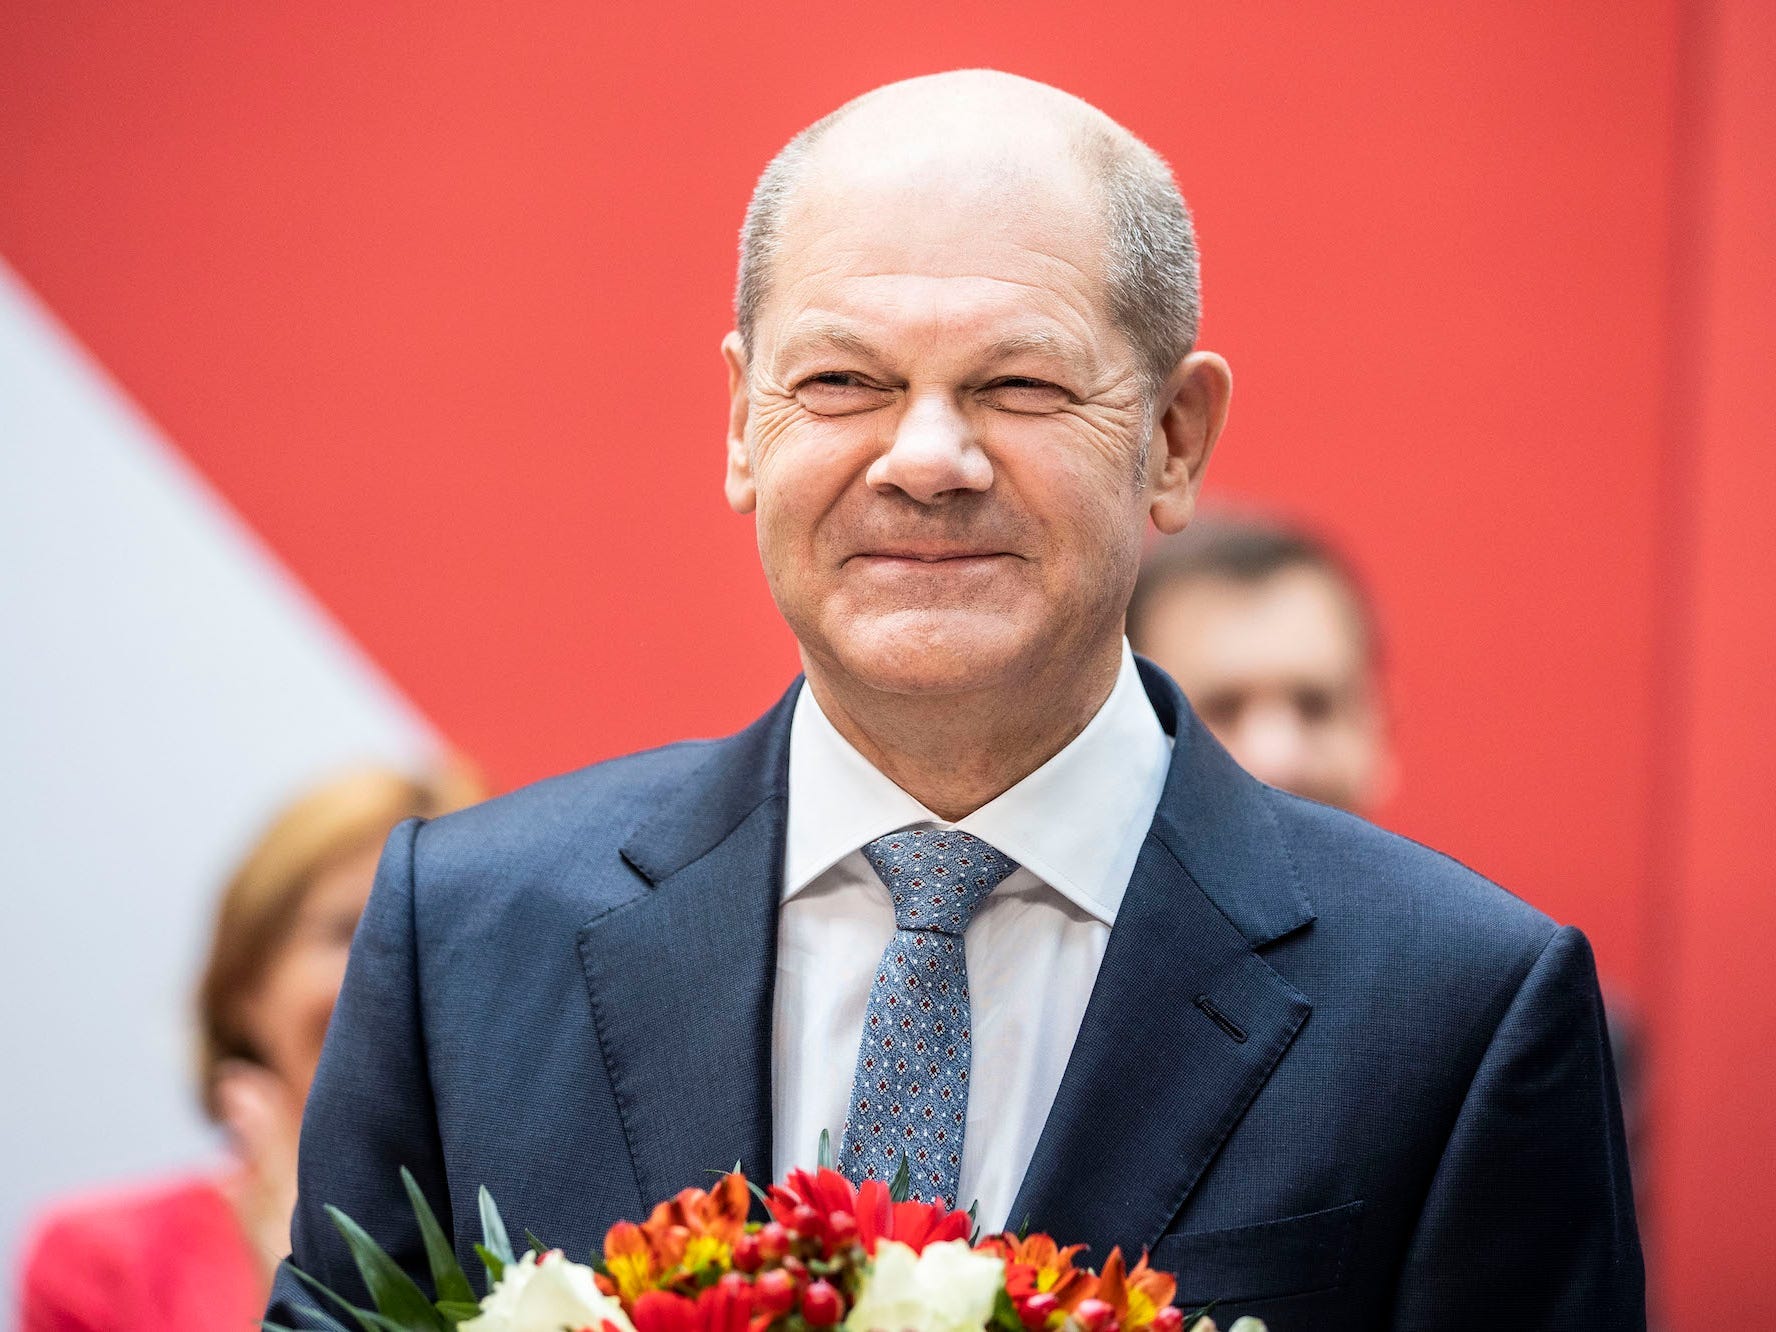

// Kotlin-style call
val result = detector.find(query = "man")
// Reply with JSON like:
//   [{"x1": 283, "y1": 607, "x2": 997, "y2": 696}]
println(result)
[
  {"x1": 1127, "y1": 513, "x2": 1395, "y2": 815},
  {"x1": 269, "y1": 71, "x2": 1642, "y2": 1329}
]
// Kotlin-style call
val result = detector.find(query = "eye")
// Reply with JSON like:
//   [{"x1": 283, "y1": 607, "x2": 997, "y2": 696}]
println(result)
[
  {"x1": 1193, "y1": 690, "x2": 1245, "y2": 730},
  {"x1": 1293, "y1": 687, "x2": 1337, "y2": 724},
  {"x1": 794, "y1": 371, "x2": 893, "y2": 416},
  {"x1": 981, "y1": 377, "x2": 1071, "y2": 412}
]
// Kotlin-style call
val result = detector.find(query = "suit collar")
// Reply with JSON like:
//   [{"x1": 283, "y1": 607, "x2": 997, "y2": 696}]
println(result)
[
  {"x1": 581, "y1": 681, "x2": 799, "y2": 1208},
  {"x1": 1136, "y1": 656, "x2": 1316, "y2": 949},
  {"x1": 618, "y1": 679, "x2": 800, "y2": 885},
  {"x1": 1005, "y1": 660, "x2": 1317, "y2": 1254}
]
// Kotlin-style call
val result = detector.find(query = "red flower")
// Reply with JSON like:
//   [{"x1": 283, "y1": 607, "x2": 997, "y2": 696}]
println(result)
[
  {"x1": 767, "y1": 1168, "x2": 969, "y2": 1256},
  {"x1": 631, "y1": 1279, "x2": 757, "y2": 1332},
  {"x1": 764, "y1": 1168, "x2": 857, "y2": 1248},
  {"x1": 860, "y1": 1186, "x2": 971, "y2": 1254}
]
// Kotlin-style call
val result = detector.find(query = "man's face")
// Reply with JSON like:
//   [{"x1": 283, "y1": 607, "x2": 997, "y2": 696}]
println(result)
[
  {"x1": 1136, "y1": 566, "x2": 1392, "y2": 814},
  {"x1": 724, "y1": 152, "x2": 1183, "y2": 700}
]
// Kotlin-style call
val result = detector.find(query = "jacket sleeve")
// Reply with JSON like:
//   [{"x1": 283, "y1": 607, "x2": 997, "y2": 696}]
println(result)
[
  {"x1": 266, "y1": 816, "x2": 454, "y2": 1326},
  {"x1": 1392, "y1": 924, "x2": 1645, "y2": 1328}
]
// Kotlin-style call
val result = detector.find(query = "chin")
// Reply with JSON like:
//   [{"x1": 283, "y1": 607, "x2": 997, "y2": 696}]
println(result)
[{"x1": 821, "y1": 608, "x2": 1037, "y2": 697}]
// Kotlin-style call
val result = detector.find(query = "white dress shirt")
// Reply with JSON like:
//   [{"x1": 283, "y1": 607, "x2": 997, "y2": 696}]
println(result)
[{"x1": 771, "y1": 641, "x2": 1172, "y2": 1231}]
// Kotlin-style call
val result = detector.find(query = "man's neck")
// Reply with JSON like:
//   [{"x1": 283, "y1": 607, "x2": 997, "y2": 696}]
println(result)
[{"x1": 801, "y1": 641, "x2": 1126, "y2": 822}]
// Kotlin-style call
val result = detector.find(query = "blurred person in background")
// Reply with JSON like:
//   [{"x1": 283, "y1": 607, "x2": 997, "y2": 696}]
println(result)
[
  {"x1": 1127, "y1": 509, "x2": 1395, "y2": 816},
  {"x1": 16, "y1": 764, "x2": 484, "y2": 1332},
  {"x1": 1128, "y1": 506, "x2": 1645, "y2": 1199}
]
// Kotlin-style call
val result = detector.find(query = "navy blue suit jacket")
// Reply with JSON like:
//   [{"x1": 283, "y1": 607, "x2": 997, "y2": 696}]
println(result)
[{"x1": 268, "y1": 662, "x2": 1643, "y2": 1329}]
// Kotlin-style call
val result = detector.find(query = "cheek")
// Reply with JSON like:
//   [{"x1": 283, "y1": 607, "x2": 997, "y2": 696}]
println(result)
[
  {"x1": 752, "y1": 422, "x2": 873, "y2": 551},
  {"x1": 255, "y1": 946, "x2": 351, "y2": 1082},
  {"x1": 1018, "y1": 439, "x2": 1145, "y2": 578}
]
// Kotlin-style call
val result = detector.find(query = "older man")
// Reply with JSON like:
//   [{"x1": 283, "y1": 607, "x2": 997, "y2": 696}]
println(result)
[{"x1": 269, "y1": 72, "x2": 1642, "y2": 1329}]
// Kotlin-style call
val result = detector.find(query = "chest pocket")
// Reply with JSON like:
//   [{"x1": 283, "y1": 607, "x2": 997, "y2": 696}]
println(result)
[{"x1": 1151, "y1": 1200, "x2": 1364, "y2": 1307}]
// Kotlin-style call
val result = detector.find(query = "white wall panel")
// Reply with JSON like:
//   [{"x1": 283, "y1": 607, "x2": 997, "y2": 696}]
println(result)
[{"x1": 0, "y1": 260, "x2": 439, "y2": 1307}]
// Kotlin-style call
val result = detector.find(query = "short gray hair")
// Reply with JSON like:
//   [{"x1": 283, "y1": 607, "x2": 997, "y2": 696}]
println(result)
[{"x1": 734, "y1": 108, "x2": 1201, "y2": 391}]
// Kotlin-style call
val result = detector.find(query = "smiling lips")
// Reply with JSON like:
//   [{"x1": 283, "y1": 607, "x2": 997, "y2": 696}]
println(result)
[
  {"x1": 853, "y1": 540, "x2": 1016, "y2": 560},
  {"x1": 852, "y1": 549, "x2": 1012, "y2": 567}
]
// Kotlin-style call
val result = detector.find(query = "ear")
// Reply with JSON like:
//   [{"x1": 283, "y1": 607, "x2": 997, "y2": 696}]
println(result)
[
  {"x1": 1146, "y1": 350, "x2": 1232, "y2": 534},
  {"x1": 722, "y1": 330, "x2": 757, "y2": 514}
]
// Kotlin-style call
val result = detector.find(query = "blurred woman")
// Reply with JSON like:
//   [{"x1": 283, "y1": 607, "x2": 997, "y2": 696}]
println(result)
[{"x1": 17, "y1": 764, "x2": 484, "y2": 1332}]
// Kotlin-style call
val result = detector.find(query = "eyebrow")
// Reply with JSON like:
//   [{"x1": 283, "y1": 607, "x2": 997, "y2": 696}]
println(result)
[
  {"x1": 773, "y1": 321, "x2": 883, "y2": 369},
  {"x1": 981, "y1": 330, "x2": 1094, "y2": 380},
  {"x1": 772, "y1": 320, "x2": 1096, "y2": 382}
]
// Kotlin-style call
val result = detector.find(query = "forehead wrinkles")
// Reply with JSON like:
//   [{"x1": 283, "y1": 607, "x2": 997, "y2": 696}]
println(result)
[{"x1": 761, "y1": 210, "x2": 1120, "y2": 378}]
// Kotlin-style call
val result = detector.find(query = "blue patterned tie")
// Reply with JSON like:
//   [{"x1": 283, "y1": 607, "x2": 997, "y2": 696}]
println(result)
[{"x1": 839, "y1": 827, "x2": 1019, "y2": 1206}]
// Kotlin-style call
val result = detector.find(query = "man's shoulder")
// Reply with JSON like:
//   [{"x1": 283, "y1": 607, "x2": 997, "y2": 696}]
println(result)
[
  {"x1": 402, "y1": 737, "x2": 725, "y2": 905},
  {"x1": 1259, "y1": 784, "x2": 1561, "y2": 970}
]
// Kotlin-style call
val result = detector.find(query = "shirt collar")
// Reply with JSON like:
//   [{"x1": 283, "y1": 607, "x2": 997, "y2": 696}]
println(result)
[{"x1": 782, "y1": 641, "x2": 1172, "y2": 926}]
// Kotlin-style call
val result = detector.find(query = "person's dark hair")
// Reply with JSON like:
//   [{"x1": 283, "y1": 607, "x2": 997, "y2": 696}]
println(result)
[{"x1": 1128, "y1": 511, "x2": 1381, "y2": 663}]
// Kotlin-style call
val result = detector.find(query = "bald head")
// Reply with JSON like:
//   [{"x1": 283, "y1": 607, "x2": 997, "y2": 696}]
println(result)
[{"x1": 736, "y1": 71, "x2": 1200, "y2": 390}]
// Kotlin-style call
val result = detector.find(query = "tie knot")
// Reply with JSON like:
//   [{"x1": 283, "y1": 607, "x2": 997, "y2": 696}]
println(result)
[{"x1": 862, "y1": 828, "x2": 1018, "y2": 935}]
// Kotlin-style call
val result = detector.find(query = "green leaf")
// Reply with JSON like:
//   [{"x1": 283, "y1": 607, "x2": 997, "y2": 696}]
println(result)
[
  {"x1": 1183, "y1": 1301, "x2": 1221, "y2": 1332},
  {"x1": 817, "y1": 1129, "x2": 834, "y2": 1171},
  {"x1": 327, "y1": 1206, "x2": 451, "y2": 1330},
  {"x1": 478, "y1": 1186, "x2": 515, "y2": 1266},
  {"x1": 288, "y1": 1264, "x2": 385, "y2": 1332},
  {"x1": 400, "y1": 1168, "x2": 478, "y2": 1308},
  {"x1": 525, "y1": 1229, "x2": 550, "y2": 1257},
  {"x1": 435, "y1": 1301, "x2": 484, "y2": 1324},
  {"x1": 888, "y1": 1154, "x2": 911, "y2": 1203},
  {"x1": 274, "y1": 1305, "x2": 352, "y2": 1332},
  {"x1": 263, "y1": 1293, "x2": 355, "y2": 1332},
  {"x1": 474, "y1": 1243, "x2": 506, "y2": 1286},
  {"x1": 989, "y1": 1286, "x2": 1025, "y2": 1332}
]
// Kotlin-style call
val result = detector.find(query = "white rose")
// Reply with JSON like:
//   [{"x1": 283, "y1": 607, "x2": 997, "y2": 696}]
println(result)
[
  {"x1": 459, "y1": 1250, "x2": 636, "y2": 1332},
  {"x1": 843, "y1": 1239, "x2": 1006, "y2": 1332}
]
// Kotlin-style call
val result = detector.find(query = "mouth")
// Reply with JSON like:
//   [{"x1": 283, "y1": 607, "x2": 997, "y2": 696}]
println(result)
[
  {"x1": 850, "y1": 552, "x2": 1014, "y2": 574},
  {"x1": 851, "y1": 547, "x2": 1015, "y2": 564}
]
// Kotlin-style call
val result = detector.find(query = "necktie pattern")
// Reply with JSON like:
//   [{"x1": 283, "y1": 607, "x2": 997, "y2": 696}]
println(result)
[{"x1": 839, "y1": 827, "x2": 1019, "y2": 1207}]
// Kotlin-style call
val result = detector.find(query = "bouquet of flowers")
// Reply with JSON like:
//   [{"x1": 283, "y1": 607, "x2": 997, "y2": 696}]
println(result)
[{"x1": 271, "y1": 1153, "x2": 1265, "y2": 1332}]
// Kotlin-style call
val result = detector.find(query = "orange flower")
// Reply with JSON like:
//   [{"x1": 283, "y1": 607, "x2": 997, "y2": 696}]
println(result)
[
  {"x1": 602, "y1": 1174, "x2": 752, "y2": 1300},
  {"x1": 978, "y1": 1233, "x2": 1095, "y2": 1308},
  {"x1": 1091, "y1": 1248, "x2": 1178, "y2": 1332},
  {"x1": 603, "y1": 1221, "x2": 663, "y2": 1303}
]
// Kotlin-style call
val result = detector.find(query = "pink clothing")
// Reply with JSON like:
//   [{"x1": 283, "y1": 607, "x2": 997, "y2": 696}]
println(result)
[{"x1": 17, "y1": 1174, "x2": 265, "y2": 1332}]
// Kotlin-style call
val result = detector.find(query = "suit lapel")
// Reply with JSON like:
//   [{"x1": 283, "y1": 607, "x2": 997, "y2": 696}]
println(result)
[
  {"x1": 1007, "y1": 662, "x2": 1316, "y2": 1258},
  {"x1": 578, "y1": 684, "x2": 799, "y2": 1208}
]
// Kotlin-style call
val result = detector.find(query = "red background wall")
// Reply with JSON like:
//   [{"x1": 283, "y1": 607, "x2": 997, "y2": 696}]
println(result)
[{"x1": 2, "y1": 3, "x2": 1767, "y2": 1323}]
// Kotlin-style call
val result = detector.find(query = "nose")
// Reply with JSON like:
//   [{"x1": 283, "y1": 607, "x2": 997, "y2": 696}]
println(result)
[{"x1": 865, "y1": 390, "x2": 993, "y2": 504}]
